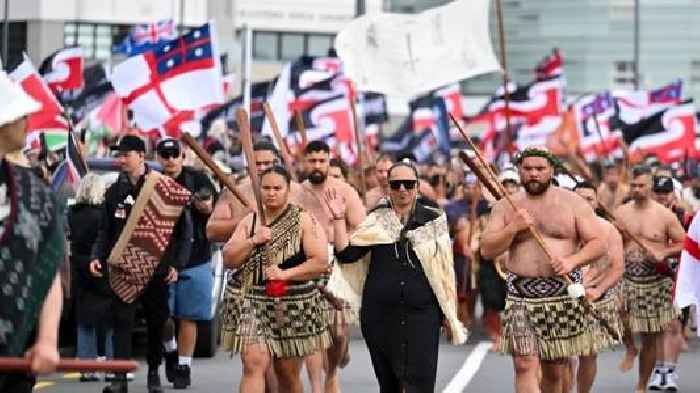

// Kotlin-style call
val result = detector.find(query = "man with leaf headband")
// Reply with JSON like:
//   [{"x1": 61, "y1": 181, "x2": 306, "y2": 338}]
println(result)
[{"x1": 481, "y1": 147, "x2": 607, "y2": 393}]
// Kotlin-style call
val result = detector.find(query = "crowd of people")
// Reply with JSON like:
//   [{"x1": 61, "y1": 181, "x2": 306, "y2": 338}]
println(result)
[{"x1": 2, "y1": 66, "x2": 700, "y2": 393}]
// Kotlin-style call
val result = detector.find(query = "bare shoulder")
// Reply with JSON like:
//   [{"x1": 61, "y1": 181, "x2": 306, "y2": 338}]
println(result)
[
  {"x1": 556, "y1": 187, "x2": 587, "y2": 205},
  {"x1": 333, "y1": 177, "x2": 361, "y2": 199}
]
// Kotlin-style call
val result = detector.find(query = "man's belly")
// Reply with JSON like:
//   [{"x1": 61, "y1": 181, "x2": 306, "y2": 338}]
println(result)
[{"x1": 505, "y1": 237, "x2": 578, "y2": 278}]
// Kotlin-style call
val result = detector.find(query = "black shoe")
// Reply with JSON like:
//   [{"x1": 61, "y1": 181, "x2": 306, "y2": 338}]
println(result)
[
  {"x1": 164, "y1": 351, "x2": 178, "y2": 383},
  {"x1": 147, "y1": 369, "x2": 163, "y2": 393},
  {"x1": 102, "y1": 374, "x2": 128, "y2": 393},
  {"x1": 172, "y1": 365, "x2": 191, "y2": 389}
]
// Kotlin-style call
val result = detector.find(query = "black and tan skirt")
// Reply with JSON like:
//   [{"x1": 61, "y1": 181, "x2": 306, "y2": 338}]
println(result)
[
  {"x1": 500, "y1": 271, "x2": 596, "y2": 360},
  {"x1": 221, "y1": 280, "x2": 332, "y2": 358},
  {"x1": 591, "y1": 284, "x2": 623, "y2": 352},
  {"x1": 623, "y1": 248, "x2": 677, "y2": 333}
]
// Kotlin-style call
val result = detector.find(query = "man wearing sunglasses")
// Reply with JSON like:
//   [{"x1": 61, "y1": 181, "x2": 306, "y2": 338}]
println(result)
[
  {"x1": 91, "y1": 135, "x2": 192, "y2": 393},
  {"x1": 155, "y1": 139, "x2": 217, "y2": 390}
]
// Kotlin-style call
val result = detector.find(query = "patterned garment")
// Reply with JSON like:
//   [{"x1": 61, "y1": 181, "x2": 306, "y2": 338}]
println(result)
[
  {"x1": 622, "y1": 246, "x2": 678, "y2": 333},
  {"x1": 0, "y1": 161, "x2": 65, "y2": 357},
  {"x1": 591, "y1": 284, "x2": 623, "y2": 352},
  {"x1": 500, "y1": 271, "x2": 598, "y2": 360},
  {"x1": 221, "y1": 204, "x2": 331, "y2": 358},
  {"x1": 221, "y1": 281, "x2": 331, "y2": 358},
  {"x1": 108, "y1": 172, "x2": 191, "y2": 303}
]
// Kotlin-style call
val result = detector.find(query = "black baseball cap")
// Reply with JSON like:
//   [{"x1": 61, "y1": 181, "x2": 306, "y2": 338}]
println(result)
[
  {"x1": 110, "y1": 135, "x2": 146, "y2": 152},
  {"x1": 652, "y1": 175, "x2": 674, "y2": 193},
  {"x1": 156, "y1": 138, "x2": 181, "y2": 153}
]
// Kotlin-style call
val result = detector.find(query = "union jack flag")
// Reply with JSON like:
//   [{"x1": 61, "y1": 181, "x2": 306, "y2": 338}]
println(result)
[{"x1": 113, "y1": 19, "x2": 178, "y2": 56}]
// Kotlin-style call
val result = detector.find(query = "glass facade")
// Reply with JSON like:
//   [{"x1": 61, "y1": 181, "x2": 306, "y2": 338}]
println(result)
[
  {"x1": 64, "y1": 22, "x2": 130, "y2": 60},
  {"x1": 0, "y1": 22, "x2": 27, "y2": 69},
  {"x1": 252, "y1": 31, "x2": 336, "y2": 61},
  {"x1": 385, "y1": 0, "x2": 700, "y2": 99}
]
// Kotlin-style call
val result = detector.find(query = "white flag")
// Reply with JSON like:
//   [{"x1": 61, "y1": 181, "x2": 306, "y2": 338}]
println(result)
[{"x1": 335, "y1": 0, "x2": 500, "y2": 97}]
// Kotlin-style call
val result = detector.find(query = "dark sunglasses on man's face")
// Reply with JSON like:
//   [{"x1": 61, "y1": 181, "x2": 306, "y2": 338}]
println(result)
[
  {"x1": 389, "y1": 179, "x2": 418, "y2": 191},
  {"x1": 159, "y1": 150, "x2": 181, "y2": 160}
]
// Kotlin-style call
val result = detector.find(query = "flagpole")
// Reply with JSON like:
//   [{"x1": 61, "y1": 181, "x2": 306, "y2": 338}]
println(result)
[
  {"x1": 2, "y1": 0, "x2": 9, "y2": 66},
  {"x1": 494, "y1": 0, "x2": 512, "y2": 161}
]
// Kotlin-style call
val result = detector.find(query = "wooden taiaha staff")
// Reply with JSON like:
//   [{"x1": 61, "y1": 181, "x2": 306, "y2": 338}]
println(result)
[
  {"x1": 350, "y1": 99, "x2": 367, "y2": 203},
  {"x1": 236, "y1": 109, "x2": 266, "y2": 226},
  {"x1": 0, "y1": 358, "x2": 137, "y2": 373},
  {"x1": 263, "y1": 102, "x2": 297, "y2": 180},
  {"x1": 494, "y1": 0, "x2": 513, "y2": 158},
  {"x1": 180, "y1": 133, "x2": 253, "y2": 209},
  {"x1": 457, "y1": 150, "x2": 500, "y2": 200},
  {"x1": 450, "y1": 114, "x2": 620, "y2": 340},
  {"x1": 294, "y1": 110, "x2": 308, "y2": 154}
]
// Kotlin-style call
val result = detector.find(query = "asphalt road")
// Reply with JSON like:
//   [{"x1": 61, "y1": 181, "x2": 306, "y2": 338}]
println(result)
[{"x1": 36, "y1": 329, "x2": 700, "y2": 393}]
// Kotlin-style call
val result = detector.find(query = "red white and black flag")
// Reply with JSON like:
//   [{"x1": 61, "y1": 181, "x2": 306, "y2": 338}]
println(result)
[
  {"x1": 535, "y1": 48, "x2": 563, "y2": 81},
  {"x1": 621, "y1": 100, "x2": 697, "y2": 163},
  {"x1": 39, "y1": 46, "x2": 84, "y2": 93}
]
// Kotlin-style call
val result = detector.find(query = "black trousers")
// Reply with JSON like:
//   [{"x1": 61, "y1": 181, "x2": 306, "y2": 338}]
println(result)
[
  {"x1": 111, "y1": 276, "x2": 170, "y2": 369},
  {"x1": 0, "y1": 373, "x2": 36, "y2": 393}
]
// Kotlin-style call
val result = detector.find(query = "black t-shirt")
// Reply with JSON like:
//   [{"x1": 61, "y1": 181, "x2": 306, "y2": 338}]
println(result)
[{"x1": 175, "y1": 167, "x2": 217, "y2": 267}]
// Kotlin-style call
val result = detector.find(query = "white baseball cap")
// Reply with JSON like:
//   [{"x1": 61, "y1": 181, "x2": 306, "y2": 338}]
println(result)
[{"x1": 0, "y1": 71, "x2": 41, "y2": 128}]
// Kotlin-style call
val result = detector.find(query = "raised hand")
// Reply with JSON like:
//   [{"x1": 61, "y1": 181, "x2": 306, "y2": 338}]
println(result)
[{"x1": 324, "y1": 188, "x2": 346, "y2": 220}]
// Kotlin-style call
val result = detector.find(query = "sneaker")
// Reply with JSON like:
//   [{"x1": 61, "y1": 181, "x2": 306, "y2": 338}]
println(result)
[
  {"x1": 80, "y1": 372, "x2": 100, "y2": 382},
  {"x1": 648, "y1": 368, "x2": 665, "y2": 391},
  {"x1": 164, "y1": 351, "x2": 178, "y2": 383},
  {"x1": 102, "y1": 374, "x2": 128, "y2": 393},
  {"x1": 105, "y1": 373, "x2": 134, "y2": 382},
  {"x1": 147, "y1": 369, "x2": 163, "y2": 393},
  {"x1": 666, "y1": 370, "x2": 679, "y2": 392},
  {"x1": 172, "y1": 364, "x2": 191, "y2": 389}
]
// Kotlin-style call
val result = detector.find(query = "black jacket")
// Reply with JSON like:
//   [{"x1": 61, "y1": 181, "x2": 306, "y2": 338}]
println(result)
[
  {"x1": 91, "y1": 165, "x2": 192, "y2": 275},
  {"x1": 174, "y1": 166, "x2": 217, "y2": 268},
  {"x1": 68, "y1": 203, "x2": 113, "y2": 324}
]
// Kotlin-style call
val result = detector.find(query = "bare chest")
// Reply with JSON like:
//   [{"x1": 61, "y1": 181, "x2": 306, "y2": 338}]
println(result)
[
  {"x1": 511, "y1": 201, "x2": 576, "y2": 240},
  {"x1": 621, "y1": 210, "x2": 667, "y2": 243}
]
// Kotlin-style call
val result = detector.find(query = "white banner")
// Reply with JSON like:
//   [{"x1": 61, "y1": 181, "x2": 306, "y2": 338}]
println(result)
[{"x1": 335, "y1": 0, "x2": 500, "y2": 97}]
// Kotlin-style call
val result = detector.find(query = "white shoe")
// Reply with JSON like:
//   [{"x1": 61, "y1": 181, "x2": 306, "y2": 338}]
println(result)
[
  {"x1": 648, "y1": 369, "x2": 665, "y2": 390},
  {"x1": 665, "y1": 371, "x2": 679, "y2": 391},
  {"x1": 104, "y1": 372, "x2": 134, "y2": 381}
]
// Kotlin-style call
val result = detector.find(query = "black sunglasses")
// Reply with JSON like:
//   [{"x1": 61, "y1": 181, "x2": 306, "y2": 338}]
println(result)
[
  {"x1": 389, "y1": 179, "x2": 418, "y2": 191},
  {"x1": 159, "y1": 150, "x2": 181, "y2": 160}
]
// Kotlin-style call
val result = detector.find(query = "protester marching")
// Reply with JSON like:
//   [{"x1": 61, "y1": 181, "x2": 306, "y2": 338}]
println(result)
[{"x1": 4, "y1": 1, "x2": 700, "y2": 393}]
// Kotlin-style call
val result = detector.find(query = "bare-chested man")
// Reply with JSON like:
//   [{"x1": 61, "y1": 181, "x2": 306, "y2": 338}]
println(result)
[
  {"x1": 613, "y1": 166, "x2": 685, "y2": 393},
  {"x1": 295, "y1": 140, "x2": 365, "y2": 393},
  {"x1": 365, "y1": 154, "x2": 393, "y2": 209},
  {"x1": 481, "y1": 148, "x2": 606, "y2": 393},
  {"x1": 573, "y1": 181, "x2": 624, "y2": 393},
  {"x1": 597, "y1": 162, "x2": 629, "y2": 212}
]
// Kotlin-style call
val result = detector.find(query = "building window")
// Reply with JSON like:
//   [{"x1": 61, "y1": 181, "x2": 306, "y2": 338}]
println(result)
[
  {"x1": 64, "y1": 22, "x2": 130, "y2": 60},
  {"x1": 252, "y1": 31, "x2": 335, "y2": 61},
  {"x1": 0, "y1": 21, "x2": 27, "y2": 68}
]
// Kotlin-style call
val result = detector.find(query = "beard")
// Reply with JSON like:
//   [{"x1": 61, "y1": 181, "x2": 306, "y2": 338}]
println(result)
[
  {"x1": 524, "y1": 179, "x2": 550, "y2": 196},
  {"x1": 308, "y1": 169, "x2": 327, "y2": 185}
]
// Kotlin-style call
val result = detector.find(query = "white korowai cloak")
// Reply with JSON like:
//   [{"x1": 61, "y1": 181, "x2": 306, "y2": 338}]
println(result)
[{"x1": 327, "y1": 198, "x2": 468, "y2": 345}]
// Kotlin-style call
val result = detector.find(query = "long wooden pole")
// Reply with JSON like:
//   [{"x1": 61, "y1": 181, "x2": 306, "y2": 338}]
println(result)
[
  {"x1": 457, "y1": 150, "x2": 500, "y2": 200},
  {"x1": 263, "y1": 102, "x2": 296, "y2": 180},
  {"x1": 236, "y1": 108, "x2": 265, "y2": 225},
  {"x1": 494, "y1": 0, "x2": 513, "y2": 158},
  {"x1": 0, "y1": 358, "x2": 137, "y2": 373},
  {"x1": 350, "y1": 99, "x2": 367, "y2": 202},
  {"x1": 180, "y1": 133, "x2": 252, "y2": 209},
  {"x1": 450, "y1": 114, "x2": 620, "y2": 340},
  {"x1": 294, "y1": 110, "x2": 308, "y2": 154}
]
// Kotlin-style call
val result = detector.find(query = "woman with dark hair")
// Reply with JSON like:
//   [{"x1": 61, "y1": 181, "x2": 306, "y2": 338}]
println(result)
[
  {"x1": 325, "y1": 161, "x2": 466, "y2": 393},
  {"x1": 221, "y1": 166, "x2": 331, "y2": 393}
]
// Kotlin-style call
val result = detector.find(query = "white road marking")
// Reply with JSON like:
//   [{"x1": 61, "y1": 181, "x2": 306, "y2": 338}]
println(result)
[{"x1": 442, "y1": 342, "x2": 492, "y2": 393}]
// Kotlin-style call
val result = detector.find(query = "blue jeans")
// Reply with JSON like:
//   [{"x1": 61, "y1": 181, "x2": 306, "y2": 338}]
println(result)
[{"x1": 77, "y1": 324, "x2": 114, "y2": 359}]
